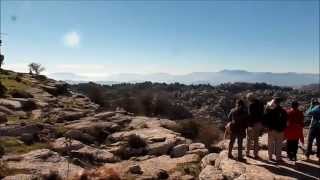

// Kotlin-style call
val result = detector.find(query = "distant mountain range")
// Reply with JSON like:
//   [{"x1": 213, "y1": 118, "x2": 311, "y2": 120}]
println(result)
[{"x1": 48, "y1": 70, "x2": 319, "y2": 87}]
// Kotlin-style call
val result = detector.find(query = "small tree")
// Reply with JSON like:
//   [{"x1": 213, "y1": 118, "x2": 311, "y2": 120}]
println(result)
[{"x1": 28, "y1": 63, "x2": 45, "y2": 75}]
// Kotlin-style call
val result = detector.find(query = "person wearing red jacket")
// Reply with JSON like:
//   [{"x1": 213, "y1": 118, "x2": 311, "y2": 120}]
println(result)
[{"x1": 284, "y1": 101, "x2": 304, "y2": 161}]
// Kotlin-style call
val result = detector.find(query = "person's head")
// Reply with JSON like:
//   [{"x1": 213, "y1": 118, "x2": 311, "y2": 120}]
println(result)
[
  {"x1": 273, "y1": 97, "x2": 282, "y2": 106},
  {"x1": 311, "y1": 98, "x2": 320, "y2": 107},
  {"x1": 246, "y1": 92, "x2": 256, "y2": 102},
  {"x1": 291, "y1": 101, "x2": 299, "y2": 109},
  {"x1": 236, "y1": 99, "x2": 245, "y2": 109}
]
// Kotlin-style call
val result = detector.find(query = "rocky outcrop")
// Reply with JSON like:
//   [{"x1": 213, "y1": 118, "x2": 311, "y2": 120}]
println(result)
[
  {"x1": 3, "y1": 149, "x2": 82, "y2": 178},
  {"x1": 1, "y1": 70, "x2": 319, "y2": 180},
  {"x1": 50, "y1": 137, "x2": 85, "y2": 153},
  {"x1": 0, "y1": 123, "x2": 43, "y2": 137},
  {"x1": 199, "y1": 150, "x2": 320, "y2": 180},
  {"x1": 71, "y1": 146, "x2": 118, "y2": 164}
]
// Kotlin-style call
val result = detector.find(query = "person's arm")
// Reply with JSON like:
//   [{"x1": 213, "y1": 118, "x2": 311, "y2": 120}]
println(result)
[
  {"x1": 298, "y1": 111, "x2": 305, "y2": 126},
  {"x1": 228, "y1": 110, "x2": 233, "y2": 122},
  {"x1": 305, "y1": 106, "x2": 317, "y2": 116}
]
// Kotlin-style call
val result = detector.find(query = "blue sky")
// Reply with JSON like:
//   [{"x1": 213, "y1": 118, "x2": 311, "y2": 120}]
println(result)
[{"x1": 1, "y1": 0, "x2": 319, "y2": 78}]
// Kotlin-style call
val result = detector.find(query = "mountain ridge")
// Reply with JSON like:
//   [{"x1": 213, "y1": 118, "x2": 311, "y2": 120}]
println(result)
[{"x1": 48, "y1": 70, "x2": 319, "y2": 86}]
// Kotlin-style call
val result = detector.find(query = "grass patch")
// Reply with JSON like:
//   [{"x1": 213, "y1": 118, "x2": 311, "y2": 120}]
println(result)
[
  {"x1": 6, "y1": 115, "x2": 43, "y2": 125},
  {"x1": 176, "y1": 162, "x2": 201, "y2": 177},
  {"x1": 0, "y1": 137, "x2": 48, "y2": 155},
  {"x1": 0, "y1": 73, "x2": 32, "y2": 95},
  {"x1": 55, "y1": 125, "x2": 68, "y2": 137},
  {"x1": 6, "y1": 116, "x2": 20, "y2": 124},
  {"x1": 177, "y1": 119, "x2": 223, "y2": 148},
  {"x1": 0, "y1": 78, "x2": 29, "y2": 91}
]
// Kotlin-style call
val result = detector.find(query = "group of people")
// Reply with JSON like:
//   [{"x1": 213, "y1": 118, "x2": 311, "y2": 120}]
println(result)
[{"x1": 227, "y1": 93, "x2": 320, "y2": 164}]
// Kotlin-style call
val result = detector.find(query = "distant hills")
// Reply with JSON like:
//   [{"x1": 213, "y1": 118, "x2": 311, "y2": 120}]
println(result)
[{"x1": 48, "y1": 70, "x2": 319, "y2": 87}]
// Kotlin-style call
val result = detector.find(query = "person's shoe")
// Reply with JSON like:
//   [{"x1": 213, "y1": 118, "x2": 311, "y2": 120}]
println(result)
[
  {"x1": 305, "y1": 155, "x2": 310, "y2": 161},
  {"x1": 275, "y1": 159, "x2": 284, "y2": 164},
  {"x1": 238, "y1": 157, "x2": 246, "y2": 162},
  {"x1": 246, "y1": 151, "x2": 250, "y2": 157},
  {"x1": 293, "y1": 156, "x2": 297, "y2": 162},
  {"x1": 253, "y1": 155, "x2": 261, "y2": 160}
]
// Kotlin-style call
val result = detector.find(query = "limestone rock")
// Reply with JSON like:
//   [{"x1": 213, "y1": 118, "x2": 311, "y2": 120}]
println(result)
[
  {"x1": 0, "y1": 105, "x2": 15, "y2": 115},
  {"x1": 0, "y1": 98, "x2": 22, "y2": 110},
  {"x1": 0, "y1": 123, "x2": 43, "y2": 137},
  {"x1": 94, "y1": 111, "x2": 116, "y2": 119},
  {"x1": 189, "y1": 143, "x2": 206, "y2": 151},
  {"x1": 2, "y1": 174, "x2": 37, "y2": 180},
  {"x1": 199, "y1": 165, "x2": 224, "y2": 180},
  {"x1": 5, "y1": 149, "x2": 82, "y2": 178},
  {"x1": 170, "y1": 144, "x2": 189, "y2": 158},
  {"x1": 128, "y1": 164, "x2": 143, "y2": 174},
  {"x1": 200, "y1": 153, "x2": 219, "y2": 169},
  {"x1": 64, "y1": 129, "x2": 96, "y2": 144},
  {"x1": 71, "y1": 146, "x2": 118, "y2": 163},
  {"x1": 50, "y1": 137, "x2": 84, "y2": 153}
]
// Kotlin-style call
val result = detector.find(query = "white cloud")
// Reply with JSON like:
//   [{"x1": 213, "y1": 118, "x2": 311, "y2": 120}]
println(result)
[{"x1": 63, "y1": 31, "x2": 80, "y2": 48}]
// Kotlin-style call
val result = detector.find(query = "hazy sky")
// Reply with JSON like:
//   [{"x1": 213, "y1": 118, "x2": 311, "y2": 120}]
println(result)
[{"x1": 1, "y1": 0, "x2": 319, "y2": 78}]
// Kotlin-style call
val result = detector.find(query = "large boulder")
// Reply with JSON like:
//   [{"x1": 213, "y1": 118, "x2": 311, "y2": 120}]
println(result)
[
  {"x1": 20, "y1": 133, "x2": 38, "y2": 145},
  {"x1": 64, "y1": 129, "x2": 96, "y2": 145},
  {"x1": 96, "y1": 154, "x2": 201, "y2": 179},
  {"x1": 9, "y1": 98, "x2": 37, "y2": 111},
  {"x1": 200, "y1": 153, "x2": 219, "y2": 169},
  {"x1": 0, "y1": 105, "x2": 15, "y2": 115},
  {"x1": 4, "y1": 149, "x2": 82, "y2": 178},
  {"x1": 94, "y1": 111, "x2": 116, "y2": 119},
  {"x1": 0, "y1": 123, "x2": 43, "y2": 137},
  {"x1": 2, "y1": 174, "x2": 37, "y2": 180},
  {"x1": 50, "y1": 137, "x2": 85, "y2": 153},
  {"x1": 0, "y1": 99, "x2": 22, "y2": 110},
  {"x1": 170, "y1": 144, "x2": 189, "y2": 158},
  {"x1": 55, "y1": 111, "x2": 88, "y2": 122},
  {"x1": 65, "y1": 119, "x2": 117, "y2": 142},
  {"x1": 109, "y1": 127, "x2": 184, "y2": 156},
  {"x1": 71, "y1": 146, "x2": 118, "y2": 164},
  {"x1": 40, "y1": 82, "x2": 68, "y2": 96},
  {"x1": 199, "y1": 165, "x2": 224, "y2": 180}
]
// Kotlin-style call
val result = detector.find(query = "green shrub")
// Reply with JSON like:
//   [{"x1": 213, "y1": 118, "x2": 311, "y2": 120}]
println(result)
[
  {"x1": 0, "y1": 137, "x2": 48, "y2": 155},
  {"x1": 10, "y1": 89, "x2": 33, "y2": 98},
  {"x1": 127, "y1": 134, "x2": 147, "y2": 149},
  {"x1": 177, "y1": 119, "x2": 223, "y2": 148}
]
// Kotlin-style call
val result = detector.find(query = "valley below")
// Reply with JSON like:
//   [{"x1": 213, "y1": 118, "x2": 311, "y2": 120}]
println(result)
[{"x1": 0, "y1": 69, "x2": 319, "y2": 180}]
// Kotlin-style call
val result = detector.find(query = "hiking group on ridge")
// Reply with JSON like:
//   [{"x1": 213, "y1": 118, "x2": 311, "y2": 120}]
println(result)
[{"x1": 227, "y1": 93, "x2": 320, "y2": 164}]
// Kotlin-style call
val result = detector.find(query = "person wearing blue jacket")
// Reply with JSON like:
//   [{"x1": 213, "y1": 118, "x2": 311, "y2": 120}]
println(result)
[{"x1": 305, "y1": 99, "x2": 320, "y2": 161}]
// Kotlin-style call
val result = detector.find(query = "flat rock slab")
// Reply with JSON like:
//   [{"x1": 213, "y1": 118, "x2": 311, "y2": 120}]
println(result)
[
  {"x1": 100, "y1": 154, "x2": 201, "y2": 178},
  {"x1": 5, "y1": 149, "x2": 83, "y2": 178}
]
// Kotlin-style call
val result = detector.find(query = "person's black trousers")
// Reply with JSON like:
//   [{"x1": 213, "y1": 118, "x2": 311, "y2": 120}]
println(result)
[
  {"x1": 287, "y1": 140, "x2": 298, "y2": 160},
  {"x1": 306, "y1": 127, "x2": 320, "y2": 158}
]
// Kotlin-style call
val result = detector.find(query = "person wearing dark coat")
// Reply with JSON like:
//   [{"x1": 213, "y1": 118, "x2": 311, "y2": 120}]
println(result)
[
  {"x1": 246, "y1": 93, "x2": 264, "y2": 158},
  {"x1": 228, "y1": 99, "x2": 248, "y2": 160},
  {"x1": 305, "y1": 99, "x2": 320, "y2": 162},
  {"x1": 264, "y1": 97, "x2": 287, "y2": 163}
]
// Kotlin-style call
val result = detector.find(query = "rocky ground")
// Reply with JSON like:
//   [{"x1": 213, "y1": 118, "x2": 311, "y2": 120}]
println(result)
[{"x1": 0, "y1": 70, "x2": 319, "y2": 180}]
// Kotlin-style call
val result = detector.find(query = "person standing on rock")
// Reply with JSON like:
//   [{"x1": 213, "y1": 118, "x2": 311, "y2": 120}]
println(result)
[
  {"x1": 228, "y1": 99, "x2": 248, "y2": 161},
  {"x1": 284, "y1": 101, "x2": 304, "y2": 161},
  {"x1": 305, "y1": 99, "x2": 320, "y2": 162},
  {"x1": 264, "y1": 97, "x2": 287, "y2": 163},
  {"x1": 246, "y1": 93, "x2": 264, "y2": 159}
]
